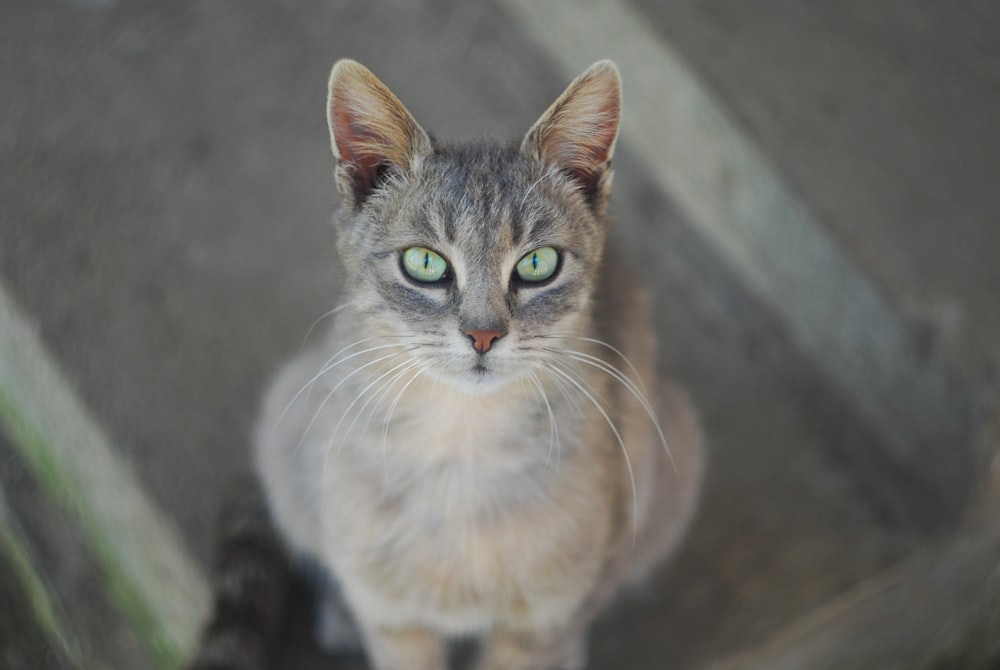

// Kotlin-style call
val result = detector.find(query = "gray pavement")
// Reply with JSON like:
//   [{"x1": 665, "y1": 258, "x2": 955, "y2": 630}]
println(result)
[
  {"x1": 1, "y1": 1, "x2": 998, "y2": 669},
  {"x1": 638, "y1": 0, "x2": 1000, "y2": 390}
]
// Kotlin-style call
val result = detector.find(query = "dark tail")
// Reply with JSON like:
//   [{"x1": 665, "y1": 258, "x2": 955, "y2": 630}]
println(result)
[{"x1": 186, "y1": 475, "x2": 290, "y2": 670}]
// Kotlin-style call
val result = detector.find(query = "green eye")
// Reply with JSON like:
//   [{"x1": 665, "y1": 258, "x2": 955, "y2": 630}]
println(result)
[
  {"x1": 515, "y1": 247, "x2": 559, "y2": 282},
  {"x1": 402, "y1": 247, "x2": 448, "y2": 283}
]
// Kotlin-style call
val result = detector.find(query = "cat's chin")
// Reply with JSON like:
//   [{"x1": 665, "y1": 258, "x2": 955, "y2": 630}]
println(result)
[{"x1": 436, "y1": 366, "x2": 518, "y2": 396}]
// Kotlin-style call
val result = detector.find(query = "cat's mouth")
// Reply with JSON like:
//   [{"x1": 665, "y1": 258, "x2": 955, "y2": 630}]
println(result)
[
  {"x1": 434, "y1": 359, "x2": 514, "y2": 394},
  {"x1": 468, "y1": 362, "x2": 500, "y2": 386}
]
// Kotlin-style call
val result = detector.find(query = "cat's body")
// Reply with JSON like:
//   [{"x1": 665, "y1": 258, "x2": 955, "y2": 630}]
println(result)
[
  {"x1": 259, "y1": 250, "x2": 701, "y2": 667},
  {"x1": 192, "y1": 60, "x2": 704, "y2": 670}
]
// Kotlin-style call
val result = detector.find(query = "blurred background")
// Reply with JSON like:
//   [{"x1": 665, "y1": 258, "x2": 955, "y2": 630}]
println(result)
[{"x1": 1, "y1": 1, "x2": 999, "y2": 668}]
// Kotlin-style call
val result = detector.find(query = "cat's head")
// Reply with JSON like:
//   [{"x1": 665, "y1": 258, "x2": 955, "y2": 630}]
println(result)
[{"x1": 326, "y1": 59, "x2": 621, "y2": 392}]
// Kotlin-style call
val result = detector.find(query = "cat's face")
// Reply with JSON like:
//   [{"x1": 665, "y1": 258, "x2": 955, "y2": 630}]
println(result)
[
  {"x1": 339, "y1": 145, "x2": 605, "y2": 391},
  {"x1": 327, "y1": 60, "x2": 621, "y2": 392}
]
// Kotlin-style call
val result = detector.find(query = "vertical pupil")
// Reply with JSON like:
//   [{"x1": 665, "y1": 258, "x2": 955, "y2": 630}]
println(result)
[
  {"x1": 423, "y1": 252, "x2": 430, "y2": 270},
  {"x1": 532, "y1": 253, "x2": 538, "y2": 270}
]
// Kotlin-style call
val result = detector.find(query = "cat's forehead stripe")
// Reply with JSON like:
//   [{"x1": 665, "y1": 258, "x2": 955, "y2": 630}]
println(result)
[
  {"x1": 425, "y1": 145, "x2": 540, "y2": 249},
  {"x1": 507, "y1": 196, "x2": 525, "y2": 246},
  {"x1": 411, "y1": 212, "x2": 439, "y2": 242}
]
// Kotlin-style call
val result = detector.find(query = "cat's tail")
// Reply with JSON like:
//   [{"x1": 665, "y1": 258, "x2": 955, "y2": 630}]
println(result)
[{"x1": 186, "y1": 475, "x2": 290, "y2": 670}]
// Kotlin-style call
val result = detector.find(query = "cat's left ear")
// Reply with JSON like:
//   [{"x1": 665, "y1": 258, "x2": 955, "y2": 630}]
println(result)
[
  {"x1": 522, "y1": 60, "x2": 621, "y2": 213},
  {"x1": 327, "y1": 59, "x2": 432, "y2": 205}
]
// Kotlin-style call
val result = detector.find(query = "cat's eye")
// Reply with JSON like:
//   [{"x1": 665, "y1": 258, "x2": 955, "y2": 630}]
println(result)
[
  {"x1": 515, "y1": 247, "x2": 559, "y2": 283},
  {"x1": 402, "y1": 247, "x2": 448, "y2": 283}
]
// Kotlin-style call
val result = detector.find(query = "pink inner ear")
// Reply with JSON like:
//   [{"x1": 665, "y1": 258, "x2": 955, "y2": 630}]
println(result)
[
  {"x1": 332, "y1": 108, "x2": 385, "y2": 193},
  {"x1": 533, "y1": 73, "x2": 620, "y2": 196},
  {"x1": 547, "y1": 110, "x2": 618, "y2": 204}
]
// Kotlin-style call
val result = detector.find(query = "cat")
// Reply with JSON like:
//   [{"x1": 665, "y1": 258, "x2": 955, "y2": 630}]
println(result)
[{"x1": 189, "y1": 59, "x2": 704, "y2": 670}]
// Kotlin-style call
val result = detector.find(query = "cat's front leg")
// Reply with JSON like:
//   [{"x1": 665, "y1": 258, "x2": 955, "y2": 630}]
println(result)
[
  {"x1": 358, "y1": 623, "x2": 447, "y2": 670},
  {"x1": 476, "y1": 625, "x2": 589, "y2": 670}
]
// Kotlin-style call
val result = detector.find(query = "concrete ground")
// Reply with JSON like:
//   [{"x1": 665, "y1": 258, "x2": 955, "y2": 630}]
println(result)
[{"x1": 1, "y1": 1, "x2": 998, "y2": 668}]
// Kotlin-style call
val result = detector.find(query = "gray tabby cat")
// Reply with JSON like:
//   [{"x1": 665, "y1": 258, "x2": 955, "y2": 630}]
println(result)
[{"x1": 193, "y1": 59, "x2": 704, "y2": 670}]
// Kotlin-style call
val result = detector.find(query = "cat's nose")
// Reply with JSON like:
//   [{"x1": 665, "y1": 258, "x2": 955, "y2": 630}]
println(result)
[{"x1": 463, "y1": 328, "x2": 505, "y2": 354}]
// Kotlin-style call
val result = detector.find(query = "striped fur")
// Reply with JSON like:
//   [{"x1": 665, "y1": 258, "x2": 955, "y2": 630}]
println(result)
[{"x1": 186, "y1": 476, "x2": 289, "y2": 670}]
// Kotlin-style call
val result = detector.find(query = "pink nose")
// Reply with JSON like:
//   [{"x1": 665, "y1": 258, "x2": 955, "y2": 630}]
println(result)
[{"x1": 463, "y1": 329, "x2": 504, "y2": 354}]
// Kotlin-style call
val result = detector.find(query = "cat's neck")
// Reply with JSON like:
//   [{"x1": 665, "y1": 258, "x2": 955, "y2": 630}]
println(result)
[
  {"x1": 372, "y1": 373, "x2": 548, "y2": 467},
  {"x1": 350, "y1": 370, "x2": 586, "y2": 519}
]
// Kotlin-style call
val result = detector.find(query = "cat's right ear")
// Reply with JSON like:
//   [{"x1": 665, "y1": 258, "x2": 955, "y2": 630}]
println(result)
[{"x1": 327, "y1": 59, "x2": 432, "y2": 204}]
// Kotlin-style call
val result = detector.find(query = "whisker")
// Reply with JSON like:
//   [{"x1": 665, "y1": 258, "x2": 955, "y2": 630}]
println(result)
[
  {"x1": 527, "y1": 371, "x2": 560, "y2": 470},
  {"x1": 547, "y1": 353, "x2": 614, "y2": 408},
  {"x1": 326, "y1": 356, "x2": 421, "y2": 452},
  {"x1": 350, "y1": 362, "x2": 422, "y2": 449},
  {"x1": 521, "y1": 165, "x2": 559, "y2": 208},
  {"x1": 520, "y1": 375, "x2": 542, "y2": 415},
  {"x1": 293, "y1": 348, "x2": 415, "y2": 455},
  {"x1": 545, "y1": 362, "x2": 638, "y2": 543},
  {"x1": 381, "y1": 365, "x2": 425, "y2": 481},
  {"x1": 549, "y1": 348, "x2": 674, "y2": 470},
  {"x1": 270, "y1": 339, "x2": 412, "y2": 441},
  {"x1": 543, "y1": 365, "x2": 585, "y2": 421},
  {"x1": 300, "y1": 300, "x2": 371, "y2": 349},
  {"x1": 318, "y1": 358, "x2": 420, "y2": 501},
  {"x1": 565, "y1": 335, "x2": 647, "y2": 394},
  {"x1": 302, "y1": 336, "x2": 439, "y2": 408},
  {"x1": 533, "y1": 334, "x2": 648, "y2": 394}
]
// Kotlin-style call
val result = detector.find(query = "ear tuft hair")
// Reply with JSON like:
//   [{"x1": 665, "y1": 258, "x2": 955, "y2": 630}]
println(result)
[
  {"x1": 327, "y1": 59, "x2": 432, "y2": 203},
  {"x1": 522, "y1": 60, "x2": 622, "y2": 213}
]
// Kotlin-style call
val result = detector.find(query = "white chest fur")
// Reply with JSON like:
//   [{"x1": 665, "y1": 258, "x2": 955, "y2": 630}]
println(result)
[{"x1": 313, "y1": 376, "x2": 612, "y2": 635}]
